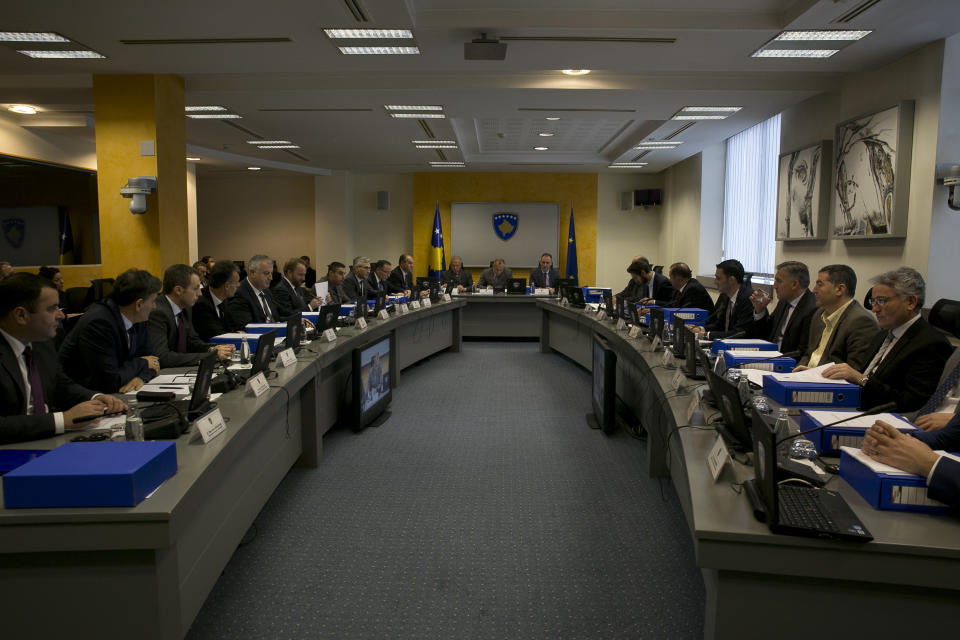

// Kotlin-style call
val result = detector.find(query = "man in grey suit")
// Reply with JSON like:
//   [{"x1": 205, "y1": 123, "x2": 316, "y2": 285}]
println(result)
[
  {"x1": 796, "y1": 264, "x2": 878, "y2": 370},
  {"x1": 478, "y1": 258, "x2": 512, "y2": 289},
  {"x1": 442, "y1": 255, "x2": 473, "y2": 292}
]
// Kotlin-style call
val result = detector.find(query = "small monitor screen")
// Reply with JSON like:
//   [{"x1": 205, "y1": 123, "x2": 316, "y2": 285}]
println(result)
[
  {"x1": 354, "y1": 335, "x2": 392, "y2": 429},
  {"x1": 591, "y1": 333, "x2": 617, "y2": 433}
]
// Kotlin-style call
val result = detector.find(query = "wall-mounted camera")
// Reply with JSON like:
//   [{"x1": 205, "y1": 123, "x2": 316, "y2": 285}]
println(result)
[
  {"x1": 120, "y1": 176, "x2": 158, "y2": 214},
  {"x1": 936, "y1": 164, "x2": 960, "y2": 212}
]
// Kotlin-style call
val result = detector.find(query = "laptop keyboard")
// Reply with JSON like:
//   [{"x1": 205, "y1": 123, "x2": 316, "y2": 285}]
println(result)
[{"x1": 778, "y1": 485, "x2": 838, "y2": 532}]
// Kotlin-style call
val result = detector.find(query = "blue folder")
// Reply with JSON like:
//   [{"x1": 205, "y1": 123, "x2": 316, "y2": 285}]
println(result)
[
  {"x1": 762, "y1": 377, "x2": 860, "y2": 407},
  {"x1": 840, "y1": 448, "x2": 950, "y2": 513},
  {"x1": 723, "y1": 352, "x2": 795, "y2": 372},
  {"x1": 799, "y1": 410, "x2": 914, "y2": 454},
  {"x1": 710, "y1": 338, "x2": 777, "y2": 354}
]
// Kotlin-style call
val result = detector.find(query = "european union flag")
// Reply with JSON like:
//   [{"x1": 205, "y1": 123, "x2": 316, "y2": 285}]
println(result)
[
  {"x1": 428, "y1": 202, "x2": 446, "y2": 281},
  {"x1": 59, "y1": 210, "x2": 74, "y2": 265},
  {"x1": 565, "y1": 208, "x2": 578, "y2": 286}
]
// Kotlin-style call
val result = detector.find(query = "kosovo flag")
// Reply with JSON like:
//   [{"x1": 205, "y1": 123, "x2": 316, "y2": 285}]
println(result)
[
  {"x1": 428, "y1": 202, "x2": 446, "y2": 281},
  {"x1": 58, "y1": 209, "x2": 75, "y2": 265},
  {"x1": 565, "y1": 208, "x2": 578, "y2": 286}
]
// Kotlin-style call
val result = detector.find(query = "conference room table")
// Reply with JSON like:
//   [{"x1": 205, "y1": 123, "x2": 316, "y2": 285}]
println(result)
[{"x1": 2, "y1": 294, "x2": 959, "y2": 639}]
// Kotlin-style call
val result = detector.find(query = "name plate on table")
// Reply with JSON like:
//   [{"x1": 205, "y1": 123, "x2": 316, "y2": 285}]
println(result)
[
  {"x1": 616, "y1": 318, "x2": 626, "y2": 331},
  {"x1": 246, "y1": 372, "x2": 269, "y2": 397},
  {"x1": 399, "y1": 303, "x2": 410, "y2": 314},
  {"x1": 686, "y1": 392, "x2": 701, "y2": 423},
  {"x1": 535, "y1": 287, "x2": 550, "y2": 295},
  {"x1": 422, "y1": 298, "x2": 432, "y2": 307},
  {"x1": 628, "y1": 326, "x2": 642, "y2": 339},
  {"x1": 356, "y1": 316, "x2": 368, "y2": 330},
  {"x1": 442, "y1": 293, "x2": 451, "y2": 302},
  {"x1": 595, "y1": 309, "x2": 606, "y2": 321},
  {"x1": 378, "y1": 309, "x2": 390, "y2": 320},
  {"x1": 195, "y1": 407, "x2": 227, "y2": 444},
  {"x1": 672, "y1": 369, "x2": 686, "y2": 391},
  {"x1": 410, "y1": 300, "x2": 421, "y2": 309},
  {"x1": 323, "y1": 328, "x2": 337, "y2": 342},
  {"x1": 560, "y1": 298, "x2": 569, "y2": 307},
  {"x1": 478, "y1": 288, "x2": 493, "y2": 295},
  {"x1": 275, "y1": 347, "x2": 296, "y2": 368},
  {"x1": 651, "y1": 336, "x2": 662, "y2": 351},
  {"x1": 706, "y1": 436, "x2": 731, "y2": 482}
]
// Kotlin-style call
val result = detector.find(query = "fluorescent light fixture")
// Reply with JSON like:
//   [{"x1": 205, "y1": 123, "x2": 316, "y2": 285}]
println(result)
[
  {"x1": 538, "y1": 132, "x2": 555, "y2": 137},
  {"x1": 385, "y1": 105, "x2": 442, "y2": 111},
  {"x1": 671, "y1": 114, "x2": 728, "y2": 120},
  {"x1": 636, "y1": 140, "x2": 683, "y2": 146},
  {"x1": 635, "y1": 145, "x2": 681, "y2": 150},
  {"x1": 186, "y1": 157, "x2": 201, "y2": 161},
  {"x1": 390, "y1": 113, "x2": 445, "y2": 119},
  {"x1": 411, "y1": 140, "x2": 455, "y2": 145},
  {"x1": 0, "y1": 32, "x2": 69, "y2": 42},
  {"x1": 185, "y1": 105, "x2": 227, "y2": 112},
  {"x1": 775, "y1": 30, "x2": 871, "y2": 41},
  {"x1": 257, "y1": 145, "x2": 301, "y2": 149},
  {"x1": 752, "y1": 49, "x2": 839, "y2": 58},
  {"x1": 324, "y1": 29, "x2": 413, "y2": 39},
  {"x1": 609, "y1": 163, "x2": 648, "y2": 168},
  {"x1": 18, "y1": 50, "x2": 105, "y2": 59},
  {"x1": 186, "y1": 113, "x2": 242, "y2": 119},
  {"x1": 338, "y1": 46, "x2": 419, "y2": 55},
  {"x1": 246, "y1": 140, "x2": 291, "y2": 145},
  {"x1": 533, "y1": 146, "x2": 549, "y2": 151},
  {"x1": 561, "y1": 69, "x2": 591, "y2": 76},
  {"x1": 415, "y1": 144, "x2": 457, "y2": 149},
  {"x1": 545, "y1": 117, "x2": 560, "y2": 121},
  {"x1": 681, "y1": 106, "x2": 741, "y2": 113},
  {"x1": 247, "y1": 166, "x2": 262, "y2": 171},
  {"x1": 8, "y1": 105, "x2": 38, "y2": 115},
  {"x1": 430, "y1": 162, "x2": 465, "y2": 167}
]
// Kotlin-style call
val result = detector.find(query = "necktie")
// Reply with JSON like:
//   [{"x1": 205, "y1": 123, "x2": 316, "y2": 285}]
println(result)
[
  {"x1": 863, "y1": 331, "x2": 895, "y2": 376},
  {"x1": 128, "y1": 327, "x2": 137, "y2": 357},
  {"x1": 916, "y1": 359, "x2": 960, "y2": 417},
  {"x1": 544, "y1": 271, "x2": 549, "y2": 287},
  {"x1": 176, "y1": 312, "x2": 188, "y2": 353},
  {"x1": 215, "y1": 302, "x2": 221, "y2": 319},
  {"x1": 724, "y1": 297, "x2": 733, "y2": 331},
  {"x1": 259, "y1": 292, "x2": 273, "y2": 322},
  {"x1": 23, "y1": 345, "x2": 47, "y2": 415}
]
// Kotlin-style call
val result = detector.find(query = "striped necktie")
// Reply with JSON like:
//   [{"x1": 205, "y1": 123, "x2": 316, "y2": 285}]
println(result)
[
  {"x1": 23, "y1": 345, "x2": 46, "y2": 415},
  {"x1": 916, "y1": 359, "x2": 960, "y2": 417}
]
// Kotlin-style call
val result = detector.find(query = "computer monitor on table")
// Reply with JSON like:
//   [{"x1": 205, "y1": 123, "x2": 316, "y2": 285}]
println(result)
[
  {"x1": 588, "y1": 333, "x2": 617, "y2": 433},
  {"x1": 352, "y1": 334, "x2": 393, "y2": 430}
]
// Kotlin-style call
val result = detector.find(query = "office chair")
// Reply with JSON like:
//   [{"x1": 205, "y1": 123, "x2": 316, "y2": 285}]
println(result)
[
  {"x1": 653, "y1": 265, "x2": 664, "y2": 274},
  {"x1": 89, "y1": 278, "x2": 115, "y2": 302},
  {"x1": 64, "y1": 286, "x2": 90, "y2": 313},
  {"x1": 863, "y1": 286, "x2": 874, "y2": 310},
  {"x1": 929, "y1": 299, "x2": 960, "y2": 338},
  {"x1": 744, "y1": 272, "x2": 753, "y2": 288}
]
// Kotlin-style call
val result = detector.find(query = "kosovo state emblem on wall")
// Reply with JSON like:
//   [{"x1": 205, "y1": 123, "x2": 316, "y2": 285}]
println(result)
[
  {"x1": 492, "y1": 213, "x2": 518, "y2": 241},
  {"x1": 2, "y1": 217, "x2": 25, "y2": 249}
]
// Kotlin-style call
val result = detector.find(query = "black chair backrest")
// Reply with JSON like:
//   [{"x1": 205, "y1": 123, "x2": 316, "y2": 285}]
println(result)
[
  {"x1": 90, "y1": 278, "x2": 115, "y2": 302},
  {"x1": 64, "y1": 286, "x2": 91, "y2": 313},
  {"x1": 864, "y1": 286, "x2": 874, "y2": 311},
  {"x1": 743, "y1": 272, "x2": 753, "y2": 288},
  {"x1": 653, "y1": 265, "x2": 664, "y2": 274},
  {"x1": 929, "y1": 298, "x2": 960, "y2": 338}
]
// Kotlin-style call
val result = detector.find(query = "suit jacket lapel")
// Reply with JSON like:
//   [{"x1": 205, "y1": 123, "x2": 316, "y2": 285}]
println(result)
[
  {"x1": 873, "y1": 319, "x2": 922, "y2": 377},
  {"x1": 0, "y1": 338, "x2": 26, "y2": 410}
]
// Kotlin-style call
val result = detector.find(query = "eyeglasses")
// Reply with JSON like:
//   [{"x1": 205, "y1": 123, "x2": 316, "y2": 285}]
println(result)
[{"x1": 868, "y1": 295, "x2": 898, "y2": 308}]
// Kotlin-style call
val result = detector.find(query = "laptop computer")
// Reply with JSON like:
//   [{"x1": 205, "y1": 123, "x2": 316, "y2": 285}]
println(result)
[
  {"x1": 506, "y1": 277, "x2": 527, "y2": 294},
  {"x1": 141, "y1": 352, "x2": 217, "y2": 424},
  {"x1": 744, "y1": 406, "x2": 873, "y2": 542},
  {"x1": 317, "y1": 303, "x2": 341, "y2": 330},
  {"x1": 705, "y1": 367, "x2": 753, "y2": 452},
  {"x1": 566, "y1": 287, "x2": 586, "y2": 308}
]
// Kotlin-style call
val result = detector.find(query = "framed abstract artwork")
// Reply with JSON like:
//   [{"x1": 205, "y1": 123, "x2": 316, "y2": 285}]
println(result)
[
  {"x1": 776, "y1": 140, "x2": 831, "y2": 240},
  {"x1": 832, "y1": 101, "x2": 914, "y2": 239}
]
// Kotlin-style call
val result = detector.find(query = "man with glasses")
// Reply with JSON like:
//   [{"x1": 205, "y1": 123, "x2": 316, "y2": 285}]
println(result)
[
  {"x1": 795, "y1": 264, "x2": 877, "y2": 371},
  {"x1": 343, "y1": 257, "x2": 374, "y2": 302},
  {"x1": 820, "y1": 266, "x2": 949, "y2": 412}
]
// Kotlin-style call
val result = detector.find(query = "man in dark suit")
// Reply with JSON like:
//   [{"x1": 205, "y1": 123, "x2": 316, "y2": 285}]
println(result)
[
  {"x1": 59, "y1": 269, "x2": 161, "y2": 394},
  {"x1": 691, "y1": 259, "x2": 754, "y2": 340},
  {"x1": 272, "y1": 257, "x2": 321, "y2": 318},
  {"x1": 318, "y1": 261, "x2": 348, "y2": 305},
  {"x1": 389, "y1": 253, "x2": 429, "y2": 298},
  {"x1": 529, "y1": 253, "x2": 562, "y2": 292},
  {"x1": 149, "y1": 264, "x2": 234, "y2": 369},
  {"x1": 226, "y1": 254, "x2": 280, "y2": 330},
  {"x1": 1, "y1": 274, "x2": 126, "y2": 444},
  {"x1": 796, "y1": 264, "x2": 878, "y2": 370},
  {"x1": 747, "y1": 260, "x2": 817, "y2": 355},
  {"x1": 630, "y1": 259, "x2": 673, "y2": 306},
  {"x1": 863, "y1": 419, "x2": 960, "y2": 508},
  {"x1": 477, "y1": 258, "x2": 512, "y2": 289},
  {"x1": 662, "y1": 262, "x2": 714, "y2": 311},
  {"x1": 613, "y1": 255, "x2": 647, "y2": 306},
  {"x1": 192, "y1": 260, "x2": 239, "y2": 341},
  {"x1": 908, "y1": 347, "x2": 960, "y2": 430},
  {"x1": 369, "y1": 260, "x2": 394, "y2": 296},
  {"x1": 441, "y1": 255, "x2": 473, "y2": 293},
  {"x1": 822, "y1": 267, "x2": 950, "y2": 412},
  {"x1": 300, "y1": 255, "x2": 317, "y2": 289},
  {"x1": 343, "y1": 257, "x2": 374, "y2": 301}
]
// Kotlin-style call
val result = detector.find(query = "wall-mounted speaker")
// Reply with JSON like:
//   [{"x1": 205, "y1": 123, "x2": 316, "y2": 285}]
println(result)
[
  {"x1": 619, "y1": 191, "x2": 634, "y2": 211},
  {"x1": 377, "y1": 190, "x2": 390, "y2": 211}
]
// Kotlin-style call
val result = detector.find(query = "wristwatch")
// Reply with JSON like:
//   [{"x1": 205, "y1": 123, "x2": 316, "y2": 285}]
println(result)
[{"x1": 858, "y1": 374, "x2": 869, "y2": 387}]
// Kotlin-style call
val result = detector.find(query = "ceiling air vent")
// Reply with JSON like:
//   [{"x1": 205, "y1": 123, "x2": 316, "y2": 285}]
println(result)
[
  {"x1": 831, "y1": 0, "x2": 883, "y2": 23},
  {"x1": 342, "y1": 0, "x2": 371, "y2": 23}
]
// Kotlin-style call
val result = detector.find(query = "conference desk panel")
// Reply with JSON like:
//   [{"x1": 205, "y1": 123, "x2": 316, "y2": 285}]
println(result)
[
  {"x1": 458, "y1": 293, "x2": 544, "y2": 337},
  {"x1": 0, "y1": 300, "x2": 465, "y2": 640},
  {"x1": 537, "y1": 300, "x2": 960, "y2": 639}
]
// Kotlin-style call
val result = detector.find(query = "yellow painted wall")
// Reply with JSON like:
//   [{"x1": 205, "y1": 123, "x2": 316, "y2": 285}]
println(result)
[
  {"x1": 93, "y1": 75, "x2": 187, "y2": 280},
  {"x1": 12, "y1": 264, "x2": 103, "y2": 290},
  {"x1": 412, "y1": 173, "x2": 598, "y2": 284}
]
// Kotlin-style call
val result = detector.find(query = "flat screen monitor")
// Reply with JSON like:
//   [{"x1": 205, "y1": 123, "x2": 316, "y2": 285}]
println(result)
[
  {"x1": 588, "y1": 333, "x2": 617, "y2": 433},
  {"x1": 250, "y1": 329, "x2": 277, "y2": 377},
  {"x1": 285, "y1": 316, "x2": 303, "y2": 351},
  {"x1": 603, "y1": 290, "x2": 615, "y2": 320},
  {"x1": 683, "y1": 335, "x2": 707, "y2": 380},
  {"x1": 555, "y1": 278, "x2": 575, "y2": 297},
  {"x1": 649, "y1": 308, "x2": 664, "y2": 342},
  {"x1": 373, "y1": 290, "x2": 387, "y2": 314},
  {"x1": 672, "y1": 316, "x2": 686, "y2": 358},
  {"x1": 317, "y1": 303, "x2": 340, "y2": 330},
  {"x1": 629, "y1": 303, "x2": 641, "y2": 326},
  {"x1": 506, "y1": 277, "x2": 526, "y2": 294},
  {"x1": 188, "y1": 353, "x2": 217, "y2": 414},
  {"x1": 706, "y1": 367, "x2": 752, "y2": 451},
  {"x1": 352, "y1": 334, "x2": 393, "y2": 430}
]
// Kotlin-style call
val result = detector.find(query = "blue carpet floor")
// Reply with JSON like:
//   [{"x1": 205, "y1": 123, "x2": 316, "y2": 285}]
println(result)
[{"x1": 187, "y1": 342, "x2": 705, "y2": 639}]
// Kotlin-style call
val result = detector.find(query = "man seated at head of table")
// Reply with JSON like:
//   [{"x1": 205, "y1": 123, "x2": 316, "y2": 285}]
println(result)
[
  {"x1": 1, "y1": 274, "x2": 127, "y2": 444},
  {"x1": 528, "y1": 253, "x2": 561, "y2": 293},
  {"x1": 862, "y1": 416, "x2": 960, "y2": 508},
  {"x1": 815, "y1": 267, "x2": 950, "y2": 413},
  {"x1": 689, "y1": 259, "x2": 754, "y2": 340},
  {"x1": 192, "y1": 260, "x2": 240, "y2": 341},
  {"x1": 319, "y1": 261, "x2": 348, "y2": 305},
  {"x1": 226, "y1": 254, "x2": 281, "y2": 330},
  {"x1": 661, "y1": 262, "x2": 714, "y2": 311},
  {"x1": 442, "y1": 255, "x2": 473, "y2": 293},
  {"x1": 272, "y1": 257, "x2": 322, "y2": 317},
  {"x1": 59, "y1": 268, "x2": 161, "y2": 394},
  {"x1": 793, "y1": 264, "x2": 878, "y2": 372},
  {"x1": 747, "y1": 260, "x2": 818, "y2": 355},
  {"x1": 149, "y1": 264, "x2": 235, "y2": 368},
  {"x1": 478, "y1": 258, "x2": 512, "y2": 290}
]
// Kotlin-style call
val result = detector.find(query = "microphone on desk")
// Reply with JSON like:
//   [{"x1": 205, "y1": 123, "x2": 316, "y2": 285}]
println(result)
[{"x1": 774, "y1": 401, "x2": 897, "y2": 446}]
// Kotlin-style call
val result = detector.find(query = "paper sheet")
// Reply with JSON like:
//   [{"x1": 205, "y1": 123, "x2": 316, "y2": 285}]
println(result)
[
  {"x1": 150, "y1": 374, "x2": 196, "y2": 385},
  {"x1": 804, "y1": 411, "x2": 917, "y2": 431},
  {"x1": 726, "y1": 349, "x2": 783, "y2": 359},
  {"x1": 768, "y1": 363, "x2": 851, "y2": 385},
  {"x1": 137, "y1": 384, "x2": 191, "y2": 397},
  {"x1": 840, "y1": 447, "x2": 960, "y2": 476},
  {"x1": 315, "y1": 281, "x2": 328, "y2": 299}
]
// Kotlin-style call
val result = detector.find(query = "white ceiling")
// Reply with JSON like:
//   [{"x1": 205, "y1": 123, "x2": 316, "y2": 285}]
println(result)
[{"x1": 0, "y1": 0, "x2": 958, "y2": 175}]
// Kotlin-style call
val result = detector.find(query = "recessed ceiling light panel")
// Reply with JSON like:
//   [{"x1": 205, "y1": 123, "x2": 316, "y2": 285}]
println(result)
[
  {"x1": 671, "y1": 114, "x2": 728, "y2": 120},
  {"x1": 186, "y1": 113, "x2": 242, "y2": 119},
  {"x1": 681, "y1": 106, "x2": 741, "y2": 112},
  {"x1": 411, "y1": 140, "x2": 455, "y2": 145},
  {"x1": 186, "y1": 105, "x2": 227, "y2": 112},
  {"x1": 752, "y1": 49, "x2": 838, "y2": 58},
  {"x1": 246, "y1": 140, "x2": 291, "y2": 144},
  {"x1": 0, "y1": 32, "x2": 69, "y2": 42},
  {"x1": 386, "y1": 105, "x2": 442, "y2": 111},
  {"x1": 609, "y1": 163, "x2": 648, "y2": 168},
  {"x1": 538, "y1": 132, "x2": 555, "y2": 137},
  {"x1": 257, "y1": 145, "x2": 301, "y2": 149},
  {"x1": 324, "y1": 29, "x2": 413, "y2": 39},
  {"x1": 247, "y1": 167, "x2": 262, "y2": 171},
  {"x1": 775, "y1": 30, "x2": 871, "y2": 41},
  {"x1": 338, "y1": 46, "x2": 419, "y2": 55},
  {"x1": 561, "y1": 69, "x2": 591, "y2": 76},
  {"x1": 390, "y1": 113, "x2": 445, "y2": 118},
  {"x1": 545, "y1": 117, "x2": 560, "y2": 121},
  {"x1": 18, "y1": 50, "x2": 105, "y2": 59},
  {"x1": 430, "y1": 162, "x2": 465, "y2": 167},
  {"x1": 416, "y1": 144, "x2": 457, "y2": 149},
  {"x1": 186, "y1": 157, "x2": 201, "y2": 161}
]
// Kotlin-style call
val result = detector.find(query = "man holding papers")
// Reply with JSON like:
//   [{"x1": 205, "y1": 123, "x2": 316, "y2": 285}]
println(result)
[
  {"x1": 819, "y1": 267, "x2": 949, "y2": 412},
  {"x1": 748, "y1": 261, "x2": 817, "y2": 354}
]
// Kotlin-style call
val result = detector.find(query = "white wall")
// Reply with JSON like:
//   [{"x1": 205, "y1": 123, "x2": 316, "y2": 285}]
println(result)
[
  {"x1": 315, "y1": 171, "x2": 355, "y2": 268},
  {"x1": 351, "y1": 173, "x2": 413, "y2": 265},
  {"x1": 596, "y1": 173, "x2": 664, "y2": 286},
  {"x1": 0, "y1": 111, "x2": 96, "y2": 170},
  {"x1": 660, "y1": 154, "x2": 704, "y2": 275}
]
